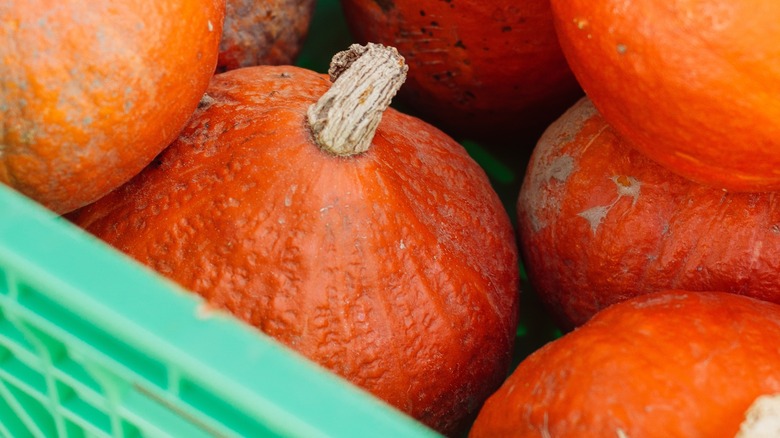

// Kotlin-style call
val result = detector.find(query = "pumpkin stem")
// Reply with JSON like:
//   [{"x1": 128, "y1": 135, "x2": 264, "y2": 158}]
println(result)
[{"x1": 307, "y1": 43, "x2": 408, "y2": 156}]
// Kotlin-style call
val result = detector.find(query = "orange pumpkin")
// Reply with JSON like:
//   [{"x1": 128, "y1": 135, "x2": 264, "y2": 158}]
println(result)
[
  {"x1": 517, "y1": 97, "x2": 780, "y2": 330},
  {"x1": 340, "y1": 0, "x2": 583, "y2": 144},
  {"x1": 550, "y1": 0, "x2": 780, "y2": 191},
  {"x1": 470, "y1": 290, "x2": 780, "y2": 437},
  {"x1": 0, "y1": 0, "x2": 225, "y2": 214},
  {"x1": 217, "y1": 0, "x2": 316, "y2": 71},
  {"x1": 68, "y1": 44, "x2": 519, "y2": 436}
]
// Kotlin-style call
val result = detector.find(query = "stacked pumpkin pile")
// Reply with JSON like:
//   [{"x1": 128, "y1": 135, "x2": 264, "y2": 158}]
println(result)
[
  {"x1": 3, "y1": 0, "x2": 780, "y2": 437},
  {"x1": 472, "y1": 0, "x2": 780, "y2": 437}
]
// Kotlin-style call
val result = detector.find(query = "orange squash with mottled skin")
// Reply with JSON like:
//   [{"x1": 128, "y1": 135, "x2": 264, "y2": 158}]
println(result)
[
  {"x1": 68, "y1": 57, "x2": 519, "y2": 436},
  {"x1": 550, "y1": 0, "x2": 780, "y2": 191},
  {"x1": 0, "y1": 0, "x2": 225, "y2": 214},
  {"x1": 217, "y1": 0, "x2": 316, "y2": 71},
  {"x1": 470, "y1": 290, "x2": 780, "y2": 437},
  {"x1": 340, "y1": 0, "x2": 582, "y2": 143},
  {"x1": 518, "y1": 97, "x2": 780, "y2": 330}
]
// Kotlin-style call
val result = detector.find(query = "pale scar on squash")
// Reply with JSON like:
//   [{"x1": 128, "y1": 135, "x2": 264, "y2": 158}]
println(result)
[
  {"x1": 572, "y1": 17, "x2": 592, "y2": 39},
  {"x1": 284, "y1": 184, "x2": 298, "y2": 207},
  {"x1": 577, "y1": 175, "x2": 641, "y2": 234},
  {"x1": 545, "y1": 154, "x2": 575, "y2": 182},
  {"x1": 524, "y1": 154, "x2": 576, "y2": 232}
]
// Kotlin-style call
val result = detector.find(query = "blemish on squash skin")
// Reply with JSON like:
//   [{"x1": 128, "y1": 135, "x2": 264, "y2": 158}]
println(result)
[
  {"x1": 373, "y1": 0, "x2": 394, "y2": 12},
  {"x1": 613, "y1": 175, "x2": 641, "y2": 205},
  {"x1": 578, "y1": 205, "x2": 610, "y2": 234},
  {"x1": 20, "y1": 130, "x2": 35, "y2": 144},
  {"x1": 523, "y1": 154, "x2": 576, "y2": 233},
  {"x1": 578, "y1": 175, "x2": 641, "y2": 234},
  {"x1": 198, "y1": 93, "x2": 217, "y2": 109},
  {"x1": 545, "y1": 155, "x2": 575, "y2": 183},
  {"x1": 284, "y1": 184, "x2": 297, "y2": 207},
  {"x1": 631, "y1": 292, "x2": 687, "y2": 309}
]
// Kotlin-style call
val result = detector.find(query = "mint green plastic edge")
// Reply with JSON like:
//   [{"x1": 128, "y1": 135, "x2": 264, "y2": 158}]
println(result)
[{"x1": 0, "y1": 184, "x2": 441, "y2": 438}]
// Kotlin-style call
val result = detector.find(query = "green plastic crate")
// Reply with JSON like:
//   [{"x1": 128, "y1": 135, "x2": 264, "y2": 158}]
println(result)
[{"x1": 0, "y1": 183, "x2": 441, "y2": 437}]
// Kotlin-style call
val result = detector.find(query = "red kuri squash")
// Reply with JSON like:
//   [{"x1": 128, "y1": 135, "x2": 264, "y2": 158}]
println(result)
[
  {"x1": 550, "y1": 0, "x2": 780, "y2": 191},
  {"x1": 470, "y1": 290, "x2": 780, "y2": 437},
  {"x1": 217, "y1": 0, "x2": 316, "y2": 71},
  {"x1": 340, "y1": 0, "x2": 583, "y2": 144},
  {"x1": 68, "y1": 44, "x2": 519, "y2": 436},
  {"x1": 518, "y1": 97, "x2": 780, "y2": 330},
  {"x1": 0, "y1": 0, "x2": 225, "y2": 213}
]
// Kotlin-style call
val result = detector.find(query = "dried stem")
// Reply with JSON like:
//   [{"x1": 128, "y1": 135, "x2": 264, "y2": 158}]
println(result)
[{"x1": 307, "y1": 43, "x2": 408, "y2": 156}]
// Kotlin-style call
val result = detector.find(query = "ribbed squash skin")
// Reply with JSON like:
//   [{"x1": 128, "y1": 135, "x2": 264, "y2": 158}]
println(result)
[{"x1": 68, "y1": 65, "x2": 520, "y2": 436}]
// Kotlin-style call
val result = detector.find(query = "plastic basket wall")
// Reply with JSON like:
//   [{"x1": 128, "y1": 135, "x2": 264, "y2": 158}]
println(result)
[{"x1": 0, "y1": 183, "x2": 439, "y2": 437}]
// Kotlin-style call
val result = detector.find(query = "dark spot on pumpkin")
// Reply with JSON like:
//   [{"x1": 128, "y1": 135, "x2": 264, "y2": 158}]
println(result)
[
  {"x1": 430, "y1": 21, "x2": 439, "y2": 26},
  {"x1": 279, "y1": 72, "x2": 293, "y2": 78},
  {"x1": 501, "y1": 26, "x2": 511, "y2": 32},
  {"x1": 433, "y1": 73, "x2": 441, "y2": 81},
  {"x1": 198, "y1": 93, "x2": 217, "y2": 109},
  {"x1": 457, "y1": 90, "x2": 476, "y2": 105},
  {"x1": 373, "y1": 0, "x2": 394, "y2": 12},
  {"x1": 454, "y1": 40, "x2": 466, "y2": 49},
  {"x1": 419, "y1": 9, "x2": 425, "y2": 16},
  {"x1": 149, "y1": 156, "x2": 165, "y2": 169}
]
